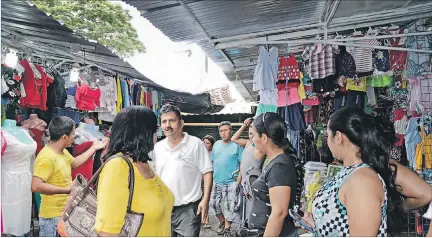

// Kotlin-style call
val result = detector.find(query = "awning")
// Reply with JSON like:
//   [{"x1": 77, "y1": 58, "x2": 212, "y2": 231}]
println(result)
[{"x1": 1, "y1": 0, "x2": 222, "y2": 114}]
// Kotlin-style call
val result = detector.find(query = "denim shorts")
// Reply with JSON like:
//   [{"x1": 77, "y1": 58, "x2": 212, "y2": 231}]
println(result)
[{"x1": 39, "y1": 217, "x2": 60, "y2": 237}]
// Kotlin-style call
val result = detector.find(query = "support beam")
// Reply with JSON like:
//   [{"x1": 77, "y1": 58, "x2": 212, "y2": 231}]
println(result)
[
  {"x1": 331, "y1": 31, "x2": 432, "y2": 42},
  {"x1": 1, "y1": 27, "x2": 96, "y2": 51},
  {"x1": 324, "y1": 0, "x2": 341, "y2": 28},
  {"x1": 177, "y1": 0, "x2": 254, "y2": 101},
  {"x1": 319, "y1": 0, "x2": 331, "y2": 24},
  {"x1": 216, "y1": 12, "x2": 432, "y2": 49},
  {"x1": 53, "y1": 60, "x2": 67, "y2": 69},
  {"x1": 403, "y1": 0, "x2": 413, "y2": 8},
  {"x1": 215, "y1": 2, "x2": 432, "y2": 49},
  {"x1": 212, "y1": 23, "x2": 323, "y2": 43},
  {"x1": 251, "y1": 39, "x2": 432, "y2": 54}
]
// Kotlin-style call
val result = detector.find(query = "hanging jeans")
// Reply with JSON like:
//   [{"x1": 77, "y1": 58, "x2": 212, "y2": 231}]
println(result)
[
  {"x1": 334, "y1": 92, "x2": 347, "y2": 111},
  {"x1": 347, "y1": 90, "x2": 366, "y2": 110}
]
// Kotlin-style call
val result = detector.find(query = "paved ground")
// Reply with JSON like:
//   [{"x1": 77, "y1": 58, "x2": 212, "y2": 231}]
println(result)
[
  {"x1": 199, "y1": 214, "x2": 310, "y2": 237},
  {"x1": 199, "y1": 214, "x2": 242, "y2": 237}
]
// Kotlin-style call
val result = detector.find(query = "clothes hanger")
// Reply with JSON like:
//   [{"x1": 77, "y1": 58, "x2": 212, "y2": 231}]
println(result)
[
  {"x1": 334, "y1": 32, "x2": 344, "y2": 40},
  {"x1": 352, "y1": 28, "x2": 362, "y2": 36},
  {"x1": 284, "y1": 44, "x2": 290, "y2": 57}
]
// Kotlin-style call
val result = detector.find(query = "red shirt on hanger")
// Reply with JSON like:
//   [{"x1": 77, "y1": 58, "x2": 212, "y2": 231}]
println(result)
[
  {"x1": 75, "y1": 82, "x2": 101, "y2": 111},
  {"x1": 20, "y1": 61, "x2": 53, "y2": 111}
]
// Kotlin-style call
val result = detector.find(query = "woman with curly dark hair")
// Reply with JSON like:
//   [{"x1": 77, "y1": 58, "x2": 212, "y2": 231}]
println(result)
[
  {"x1": 307, "y1": 106, "x2": 404, "y2": 236},
  {"x1": 94, "y1": 106, "x2": 174, "y2": 236}
]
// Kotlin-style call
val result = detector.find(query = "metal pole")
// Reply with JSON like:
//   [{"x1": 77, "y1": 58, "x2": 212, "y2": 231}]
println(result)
[
  {"x1": 212, "y1": 23, "x2": 324, "y2": 43},
  {"x1": 216, "y1": 12, "x2": 432, "y2": 50},
  {"x1": 324, "y1": 0, "x2": 341, "y2": 28},
  {"x1": 258, "y1": 39, "x2": 432, "y2": 54},
  {"x1": 331, "y1": 31, "x2": 432, "y2": 42}
]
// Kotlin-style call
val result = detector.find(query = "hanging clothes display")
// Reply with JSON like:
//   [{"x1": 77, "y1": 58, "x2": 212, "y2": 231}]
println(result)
[
  {"x1": 388, "y1": 28, "x2": 408, "y2": 72},
  {"x1": 19, "y1": 61, "x2": 53, "y2": 111},
  {"x1": 415, "y1": 125, "x2": 432, "y2": 171},
  {"x1": 1, "y1": 125, "x2": 37, "y2": 236},
  {"x1": 346, "y1": 37, "x2": 380, "y2": 75},
  {"x1": 95, "y1": 76, "x2": 117, "y2": 122},
  {"x1": 1, "y1": 65, "x2": 23, "y2": 102},
  {"x1": 74, "y1": 81, "x2": 101, "y2": 111},
  {"x1": 255, "y1": 90, "x2": 278, "y2": 115},
  {"x1": 277, "y1": 103, "x2": 306, "y2": 131},
  {"x1": 301, "y1": 44, "x2": 339, "y2": 80},
  {"x1": 71, "y1": 141, "x2": 95, "y2": 181},
  {"x1": 253, "y1": 46, "x2": 279, "y2": 91},
  {"x1": 116, "y1": 75, "x2": 122, "y2": 113}
]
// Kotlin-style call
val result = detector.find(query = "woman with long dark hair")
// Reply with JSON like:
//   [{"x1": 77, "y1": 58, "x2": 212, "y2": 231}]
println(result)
[
  {"x1": 309, "y1": 106, "x2": 404, "y2": 236},
  {"x1": 248, "y1": 112, "x2": 303, "y2": 237},
  {"x1": 94, "y1": 106, "x2": 174, "y2": 236}
]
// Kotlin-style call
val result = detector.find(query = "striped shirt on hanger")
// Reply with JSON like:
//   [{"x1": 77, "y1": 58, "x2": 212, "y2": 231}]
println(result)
[{"x1": 346, "y1": 39, "x2": 380, "y2": 73}]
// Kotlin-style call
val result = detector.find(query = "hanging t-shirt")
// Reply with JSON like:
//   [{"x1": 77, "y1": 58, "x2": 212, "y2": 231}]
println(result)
[
  {"x1": 302, "y1": 44, "x2": 339, "y2": 80},
  {"x1": 75, "y1": 82, "x2": 101, "y2": 111},
  {"x1": 336, "y1": 47, "x2": 356, "y2": 78},
  {"x1": 116, "y1": 76, "x2": 122, "y2": 113},
  {"x1": 277, "y1": 55, "x2": 300, "y2": 81},
  {"x1": 374, "y1": 47, "x2": 391, "y2": 73},
  {"x1": 388, "y1": 28, "x2": 408, "y2": 71},
  {"x1": 347, "y1": 38, "x2": 380, "y2": 73},
  {"x1": 1, "y1": 65, "x2": 22, "y2": 101},
  {"x1": 259, "y1": 90, "x2": 278, "y2": 106},
  {"x1": 253, "y1": 46, "x2": 279, "y2": 91},
  {"x1": 20, "y1": 61, "x2": 54, "y2": 111},
  {"x1": 277, "y1": 87, "x2": 301, "y2": 107}
]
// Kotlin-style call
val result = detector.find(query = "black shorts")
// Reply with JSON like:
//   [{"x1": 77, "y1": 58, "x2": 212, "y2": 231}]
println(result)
[{"x1": 312, "y1": 74, "x2": 337, "y2": 93}]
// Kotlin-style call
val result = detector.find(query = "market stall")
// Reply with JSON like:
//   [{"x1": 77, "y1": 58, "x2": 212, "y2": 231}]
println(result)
[{"x1": 0, "y1": 0, "x2": 225, "y2": 236}]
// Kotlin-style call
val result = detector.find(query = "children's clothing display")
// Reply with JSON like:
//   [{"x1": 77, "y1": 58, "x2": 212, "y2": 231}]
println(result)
[{"x1": 253, "y1": 46, "x2": 279, "y2": 91}]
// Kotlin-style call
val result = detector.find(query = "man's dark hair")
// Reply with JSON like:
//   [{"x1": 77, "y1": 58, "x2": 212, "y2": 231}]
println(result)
[
  {"x1": 160, "y1": 104, "x2": 182, "y2": 121},
  {"x1": 49, "y1": 116, "x2": 75, "y2": 141}
]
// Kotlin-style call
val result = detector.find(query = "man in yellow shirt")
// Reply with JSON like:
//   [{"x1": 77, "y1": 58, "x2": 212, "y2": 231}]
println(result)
[{"x1": 31, "y1": 116, "x2": 107, "y2": 237}]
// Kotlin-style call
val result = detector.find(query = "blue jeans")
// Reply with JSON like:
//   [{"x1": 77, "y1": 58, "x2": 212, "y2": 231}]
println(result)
[{"x1": 39, "y1": 217, "x2": 60, "y2": 237}]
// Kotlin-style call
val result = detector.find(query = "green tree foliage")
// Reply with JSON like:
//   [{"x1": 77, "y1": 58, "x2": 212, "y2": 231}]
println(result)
[{"x1": 32, "y1": 0, "x2": 145, "y2": 58}]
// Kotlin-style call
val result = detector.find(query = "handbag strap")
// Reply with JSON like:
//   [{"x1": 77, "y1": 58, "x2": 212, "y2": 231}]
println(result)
[{"x1": 81, "y1": 154, "x2": 135, "y2": 212}]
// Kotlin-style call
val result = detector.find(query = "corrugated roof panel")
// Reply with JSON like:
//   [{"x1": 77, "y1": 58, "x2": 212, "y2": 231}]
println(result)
[
  {"x1": 334, "y1": 1, "x2": 406, "y2": 18},
  {"x1": 187, "y1": 0, "x2": 325, "y2": 38}
]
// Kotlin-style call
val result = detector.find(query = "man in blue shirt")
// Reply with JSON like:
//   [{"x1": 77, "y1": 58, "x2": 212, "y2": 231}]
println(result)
[{"x1": 210, "y1": 121, "x2": 243, "y2": 235}]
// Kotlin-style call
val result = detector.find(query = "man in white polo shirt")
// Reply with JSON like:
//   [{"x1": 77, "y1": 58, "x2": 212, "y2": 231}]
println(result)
[{"x1": 154, "y1": 104, "x2": 213, "y2": 237}]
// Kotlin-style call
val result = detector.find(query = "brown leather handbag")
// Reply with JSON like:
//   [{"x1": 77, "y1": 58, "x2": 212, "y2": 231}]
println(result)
[{"x1": 58, "y1": 155, "x2": 144, "y2": 237}]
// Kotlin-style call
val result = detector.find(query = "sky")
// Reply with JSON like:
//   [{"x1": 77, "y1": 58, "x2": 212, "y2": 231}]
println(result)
[{"x1": 111, "y1": 1, "x2": 244, "y2": 102}]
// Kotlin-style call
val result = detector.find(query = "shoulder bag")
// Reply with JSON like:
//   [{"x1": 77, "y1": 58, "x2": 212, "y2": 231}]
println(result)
[{"x1": 57, "y1": 155, "x2": 144, "y2": 237}]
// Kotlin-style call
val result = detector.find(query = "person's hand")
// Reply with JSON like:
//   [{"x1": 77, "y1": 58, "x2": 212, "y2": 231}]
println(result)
[
  {"x1": 197, "y1": 200, "x2": 209, "y2": 223},
  {"x1": 92, "y1": 138, "x2": 109, "y2": 151},
  {"x1": 300, "y1": 213, "x2": 315, "y2": 233},
  {"x1": 244, "y1": 118, "x2": 252, "y2": 127}
]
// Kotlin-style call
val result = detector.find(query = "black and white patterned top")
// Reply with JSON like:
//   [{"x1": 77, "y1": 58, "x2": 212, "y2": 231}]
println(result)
[{"x1": 312, "y1": 163, "x2": 388, "y2": 237}]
